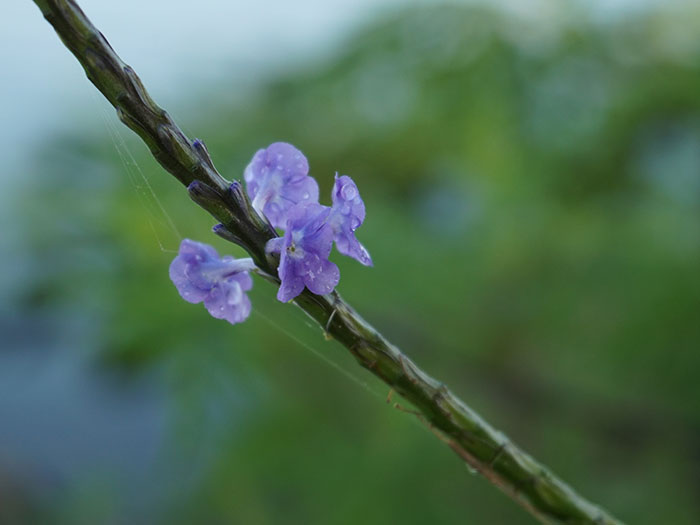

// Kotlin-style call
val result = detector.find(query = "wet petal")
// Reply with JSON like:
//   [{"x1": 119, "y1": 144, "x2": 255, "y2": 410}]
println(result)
[
  {"x1": 169, "y1": 238, "x2": 255, "y2": 325},
  {"x1": 335, "y1": 233, "x2": 373, "y2": 267},
  {"x1": 302, "y1": 255, "x2": 340, "y2": 296},
  {"x1": 329, "y1": 175, "x2": 372, "y2": 266},
  {"x1": 169, "y1": 255, "x2": 209, "y2": 303},
  {"x1": 266, "y1": 236, "x2": 286, "y2": 254},
  {"x1": 244, "y1": 142, "x2": 319, "y2": 228}
]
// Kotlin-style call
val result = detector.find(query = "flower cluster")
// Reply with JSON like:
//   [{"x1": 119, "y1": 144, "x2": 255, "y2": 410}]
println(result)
[
  {"x1": 169, "y1": 142, "x2": 371, "y2": 324},
  {"x1": 169, "y1": 239, "x2": 255, "y2": 325},
  {"x1": 246, "y1": 142, "x2": 372, "y2": 302}
]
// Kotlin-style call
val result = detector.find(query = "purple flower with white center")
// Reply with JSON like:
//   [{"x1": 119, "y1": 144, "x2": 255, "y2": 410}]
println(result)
[
  {"x1": 169, "y1": 239, "x2": 256, "y2": 325},
  {"x1": 266, "y1": 202, "x2": 340, "y2": 302},
  {"x1": 328, "y1": 174, "x2": 373, "y2": 266},
  {"x1": 244, "y1": 142, "x2": 319, "y2": 229}
]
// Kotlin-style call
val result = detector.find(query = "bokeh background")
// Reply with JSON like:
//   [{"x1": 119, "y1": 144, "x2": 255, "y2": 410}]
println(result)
[{"x1": 2, "y1": 0, "x2": 700, "y2": 523}]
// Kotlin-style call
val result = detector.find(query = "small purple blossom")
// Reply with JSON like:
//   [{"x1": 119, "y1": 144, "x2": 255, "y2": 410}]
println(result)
[
  {"x1": 328, "y1": 174, "x2": 372, "y2": 266},
  {"x1": 169, "y1": 239, "x2": 256, "y2": 325},
  {"x1": 266, "y1": 202, "x2": 340, "y2": 302},
  {"x1": 244, "y1": 142, "x2": 319, "y2": 229}
]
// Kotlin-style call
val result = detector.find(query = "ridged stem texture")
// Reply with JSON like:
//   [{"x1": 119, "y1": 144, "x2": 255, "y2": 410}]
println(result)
[{"x1": 32, "y1": 1, "x2": 623, "y2": 523}]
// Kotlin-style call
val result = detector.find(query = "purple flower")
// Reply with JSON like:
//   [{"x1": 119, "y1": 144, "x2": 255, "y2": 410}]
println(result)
[
  {"x1": 266, "y1": 202, "x2": 340, "y2": 302},
  {"x1": 328, "y1": 174, "x2": 372, "y2": 266},
  {"x1": 244, "y1": 142, "x2": 319, "y2": 229},
  {"x1": 169, "y1": 239, "x2": 256, "y2": 325}
]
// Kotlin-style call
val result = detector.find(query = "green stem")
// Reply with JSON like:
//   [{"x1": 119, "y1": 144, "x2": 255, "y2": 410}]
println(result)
[{"x1": 32, "y1": 1, "x2": 623, "y2": 523}]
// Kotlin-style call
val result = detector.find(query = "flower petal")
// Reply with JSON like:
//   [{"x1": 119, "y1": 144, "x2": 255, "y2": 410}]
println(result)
[
  {"x1": 244, "y1": 142, "x2": 319, "y2": 228},
  {"x1": 266, "y1": 236, "x2": 285, "y2": 254},
  {"x1": 335, "y1": 234, "x2": 373, "y2": 267},
  {"x1": 302, "y1": 255, "x2": 340, "y2": 296},
  {"x1": 178, "y1": 238, "x2": 219, "y2": 261},
  {"x1": 332, "y1": 174, "x2": 365, "y2": 224},
  {"x1": 169, "y1": 255, "x2": 209, "y2": 304},
  {"x1": 277, "y1": 278, "x2": 304, "y2": 302},
  {"x1": 203, "y1": 282, "x2": 252, "y2": 325},
  {"x1": 329, "y1": 175, "x2": 372, "y2": 266}
]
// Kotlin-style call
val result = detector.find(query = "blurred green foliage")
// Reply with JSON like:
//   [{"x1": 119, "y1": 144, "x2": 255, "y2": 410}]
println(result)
[{"x1": 4, "y1": 3, "x2": 700, "y2": 524}]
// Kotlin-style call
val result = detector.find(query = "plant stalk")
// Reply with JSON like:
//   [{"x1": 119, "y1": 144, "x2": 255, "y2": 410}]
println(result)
[{"x1": 32, "y1": 1, "x2": 623, "y2": 523}]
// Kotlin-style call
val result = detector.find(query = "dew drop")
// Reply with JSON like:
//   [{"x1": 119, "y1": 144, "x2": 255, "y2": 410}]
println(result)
[{"x1": 342, "y1": 185, "x2": 357, "y2": 200}]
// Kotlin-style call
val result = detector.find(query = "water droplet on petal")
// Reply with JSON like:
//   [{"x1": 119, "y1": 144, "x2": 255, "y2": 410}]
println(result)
[{"x1": 342, "y1": 185, "x2": 357, "y2": 200}]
